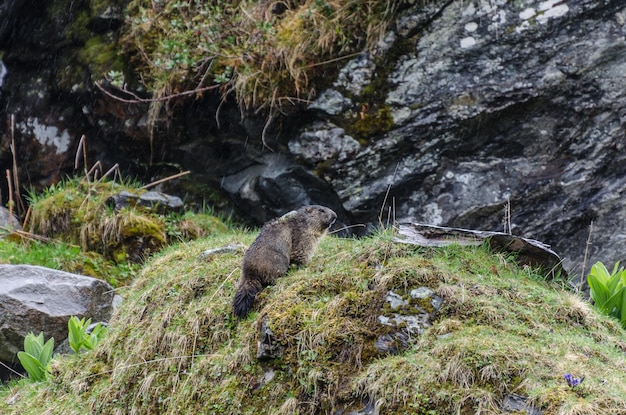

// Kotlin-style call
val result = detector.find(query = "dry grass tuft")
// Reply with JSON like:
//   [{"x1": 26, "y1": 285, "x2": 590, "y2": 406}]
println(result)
[{"x1": 121, "y1": 0, "x2": 402, "y2": 121}]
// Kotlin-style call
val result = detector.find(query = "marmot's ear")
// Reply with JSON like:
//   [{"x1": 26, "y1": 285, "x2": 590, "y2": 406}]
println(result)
[{"x1": 279, "y1": 210, "x2": 298, "y2": 221}]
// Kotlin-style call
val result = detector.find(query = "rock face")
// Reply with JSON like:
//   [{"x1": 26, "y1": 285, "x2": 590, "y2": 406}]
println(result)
[
  {"x1": 288, "y1": 0, "x2": 626, "y2": 273},
  {"x1": 0, "y1": 265, "x2": 114, "y2": 363},
  {"x1": 1, "y1": 0, "x2": 625, "y2": 273}
]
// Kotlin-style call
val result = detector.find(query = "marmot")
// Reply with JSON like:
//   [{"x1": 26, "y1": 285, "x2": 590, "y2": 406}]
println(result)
[{"x1": 232, "y1": 205, "x2": 337, "y2": 318}]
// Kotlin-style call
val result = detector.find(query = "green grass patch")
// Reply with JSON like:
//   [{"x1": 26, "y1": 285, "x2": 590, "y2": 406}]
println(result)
[
  {"x1": 2, "y1": 230, "x2": 626, "y2": 414},
  {"x1": 0, "y1": 239, "x2": 138, "y2": 287}
]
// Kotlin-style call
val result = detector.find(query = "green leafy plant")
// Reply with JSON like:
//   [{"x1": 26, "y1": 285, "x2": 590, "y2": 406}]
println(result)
[
  {"x1": 68, "y1": 316, "x2": 107, "y2": 354},
  {"x1": 587, "y1": 261, "x2": 626, "y2": 326},
  {"x1": 17, "y1": 332, "x2": 54, "y2": 382}
]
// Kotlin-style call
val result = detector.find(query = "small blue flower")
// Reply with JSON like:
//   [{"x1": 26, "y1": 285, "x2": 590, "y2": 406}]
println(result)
[{"x1": 564, "y1": 373, "x2": 584, "y2": 388}]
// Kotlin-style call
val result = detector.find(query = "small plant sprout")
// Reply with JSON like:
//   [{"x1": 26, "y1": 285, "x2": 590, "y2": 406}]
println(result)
[
  {"x1": 17, "y1": 332, "x2": 54, "y2": 382},
  {"x1": 68, "y1": 316, "x2": 107, "y2": 354},
  {"x1": 564, "y1": 373, "x2": 584, "y2": 388}
]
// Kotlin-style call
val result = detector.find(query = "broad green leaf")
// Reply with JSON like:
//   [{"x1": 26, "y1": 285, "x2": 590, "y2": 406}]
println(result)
[
  {"x1": 39, "y1": 337, "x2": 55, "y2": 367},
  {"x1": 588, "y1": 273, "x2": 610, "y2": 309},
  {"x1": 607, "y1": 268, "x2": 623, "y2": 295},
  {"x1": 620, "y1": 269, "x2": 626, "y2": 288},
  {"x1": 603, "y1": 286, "x2": 625, "y2": 317},
  {"x1": 17, "y1": 351, "x2": 46, "y2": 381},
  {"x1": 68, "y1": 316, "x2": 83, "y2": 353},
  {"x1": 590, "y1": 262, "x2": 610, "y2": 285},
  {"x1": 611, "y1": 261, "x2": 622, "y2": 277},
  {"x1": 23, "y1": 332, "x2": 44, "y2": 360},
  {"x1": 68, "y1": 315, "x2": 99, "y2": 353}
]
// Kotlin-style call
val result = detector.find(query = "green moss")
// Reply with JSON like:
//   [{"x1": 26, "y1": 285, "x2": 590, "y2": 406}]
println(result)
[
  {"x1": 26, "y1": 176, "x2": 223, "y2": 283},
  {"x1": 49, "y1": 0, "x2": 130, "y2": 88},
  {"x1": 348, "y1": 105, "x2": 394, "y2": 141},
  {"x1": 340, "y1": 37, "x2": 414, "y2": 141},
  {"x1": 79, "y1": 35, "x2": 125, "y2": 72}
]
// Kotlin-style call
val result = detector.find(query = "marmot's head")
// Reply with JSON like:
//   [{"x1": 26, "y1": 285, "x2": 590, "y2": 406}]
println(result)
[{"x1": 299, "y1": 205, "x2": 337, "y2": 232}]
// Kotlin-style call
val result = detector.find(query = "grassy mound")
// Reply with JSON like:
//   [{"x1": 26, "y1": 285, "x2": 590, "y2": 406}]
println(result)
[{"x1": 2, "y1": 230, "x2": 626, "y2": 414}]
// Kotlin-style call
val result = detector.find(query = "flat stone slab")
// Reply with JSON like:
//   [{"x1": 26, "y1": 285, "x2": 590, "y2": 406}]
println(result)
[{"x1": 394, "y1": 223, "x2": 567, "y2": 279}]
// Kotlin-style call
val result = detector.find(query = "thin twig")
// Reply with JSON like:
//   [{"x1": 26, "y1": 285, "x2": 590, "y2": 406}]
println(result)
[
  {"x1": 94, "y1": 164, "x2": 121, "y2": 185},
  {"x1": 83, "y1": 161, "x2": 104, "y2": 181},
  {"x1": 503, "y1": 197, "x2": 512, "y2": 235},
  {"x1": 378, "y1": 163, "x2": 399, "y2": 228},
  {"x1": 329, "y1": 224, "x2": 367, "y2": 234},
  {"x1": 140, "y1": 170, "x2": 191, "y2": 190},
  {"x1": 95, "y1": 81, "x2": 220, "y2": 104},
  {"x1": 22, "y1": 205, "x2": 32, "y2": 231},
  {"x1": 580, "y1": 221, "x2": 593, "y2": 293},
  {"x1": 0, "y1": 360, "x2": 24, "y2": 379},
  {"x1": 5, "y1": 169, "x2": 14, "y2": 229},
  {"x1": 0, "y1": 227, "x2": 61, "y2": 243},
  {"x1": 260, "y1": 109, "x2": 276, "y2": 152},
  {"x1": 9, "y1": 114, "x2": 25, "y2": 215},
  {"x1": 75, "y1": 134, "x2": 86, "y2": 171}
]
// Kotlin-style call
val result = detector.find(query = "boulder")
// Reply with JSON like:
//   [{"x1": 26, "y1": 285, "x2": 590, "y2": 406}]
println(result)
[{"x1": 0, "y1": 265, "x2": 114, "y2": 363}]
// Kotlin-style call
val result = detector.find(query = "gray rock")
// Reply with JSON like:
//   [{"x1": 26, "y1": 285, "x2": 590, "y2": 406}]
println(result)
[
  {"x1": 411, "y1": 287, "x2": 443, "y2": 310},
  {"x1": 289, "y1": 121, "x2": 360, "y2": 163},
  {"x1": 395, "y1": 223, "x2": 567, "y2": 280},
  {"x1": 502, "y1": 393, "x2": 542, "y2": 415},
  {"x1": 256, "y1": 314, "x2": 284, "y2": 360},
  {"x1": 105, "y1": 190, "x2": 184, "y2": 214},
  {"x1": 384, "y1": 291, "x2": 407, "y2": 310},
  {"x1": 220, "y1": 153, "x2": 348, "y2": 227},
  {"x1": 308, "y1": 90, "x2": 352, "y2": 115},
  {"x1": 291, "y1": 0, "x2": 626, "y2": 275},
  {"x1": 0, "y1": 206, "x2": 21, "y2": 231},
  {"x1": 376, "y1": 288, "x2": 441, "y2": 354},
  {"x1": 0, "y1": 265, "x2": 114, "y2": 362},
  {"x1": 334, "y1": 53, "x2": 376, "y2": 97}
]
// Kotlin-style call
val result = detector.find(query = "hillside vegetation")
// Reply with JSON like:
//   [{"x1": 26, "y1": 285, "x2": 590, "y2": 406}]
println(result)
[
  {"x1": 1, "y1": 228, "x2": 626, "y2": 414},
  {"x1": 118, "y1": 0, "x2": 399, "y2": 118}
]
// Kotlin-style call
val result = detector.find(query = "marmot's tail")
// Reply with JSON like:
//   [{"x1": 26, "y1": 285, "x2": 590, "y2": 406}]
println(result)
[{"x1": 233, "y1": 279, "x2": 263, "y2": 318}]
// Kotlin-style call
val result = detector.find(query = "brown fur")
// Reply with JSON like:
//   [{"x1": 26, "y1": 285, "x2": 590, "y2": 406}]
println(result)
[{"x1": 232, "y1": 205, "x2": 337, "y2": 318}]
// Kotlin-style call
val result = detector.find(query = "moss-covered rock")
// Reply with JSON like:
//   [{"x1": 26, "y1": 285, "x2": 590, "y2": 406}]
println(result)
[{"x1": 27, "y1": 177, "x2": 226, "y2": 274}]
